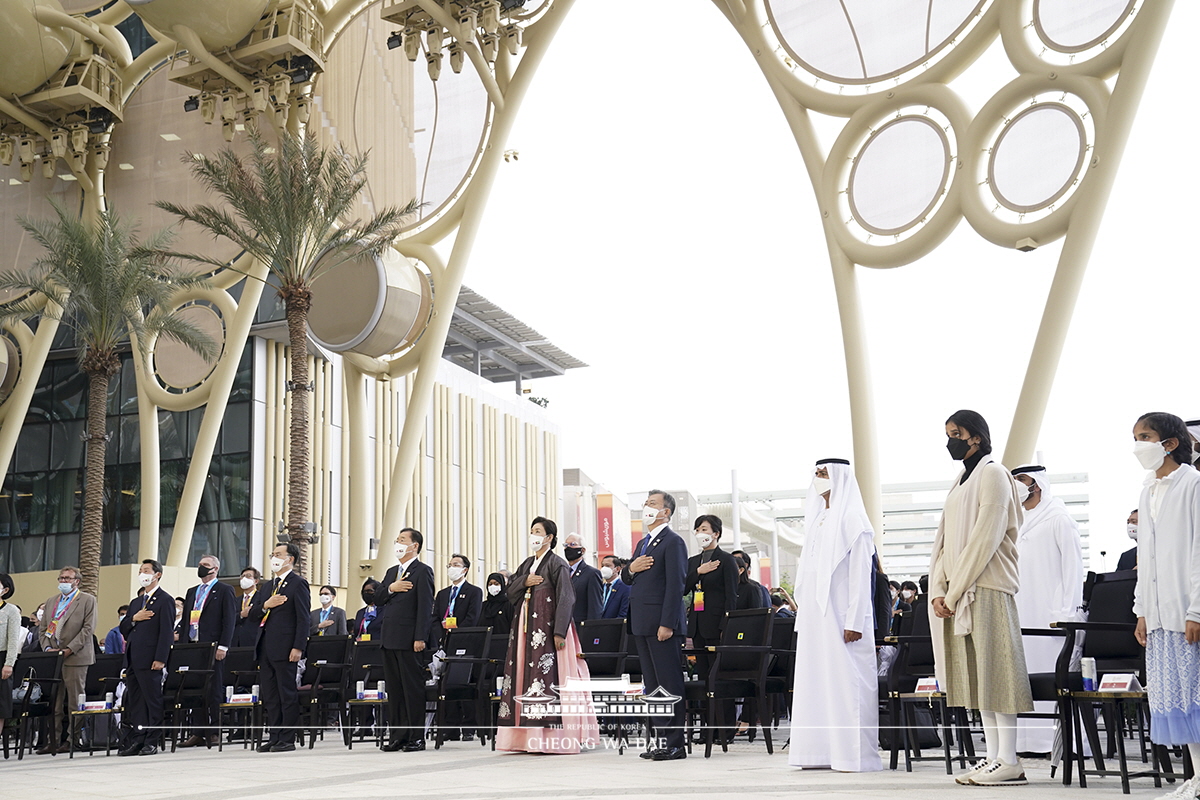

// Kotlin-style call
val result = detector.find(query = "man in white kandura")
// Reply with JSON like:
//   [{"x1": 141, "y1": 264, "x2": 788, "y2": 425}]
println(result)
[
  {"x1": 789, "y1": 458, "x2": 882, "y2": 772},
  {"x1": 1011, "y1": 465, "x2": 1084, "y2": 757}
]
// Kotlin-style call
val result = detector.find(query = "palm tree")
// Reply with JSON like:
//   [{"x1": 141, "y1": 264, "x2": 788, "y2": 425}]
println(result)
[
  {"x1": 156, "y1": 131, "x2": 417, "y2": 571},
  {"x1": 0, "y1": 202, "x2": 217, "y2": 596}
]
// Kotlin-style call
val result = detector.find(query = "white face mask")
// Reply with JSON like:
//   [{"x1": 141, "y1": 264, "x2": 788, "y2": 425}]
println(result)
[
  {"x1": 600, "y1": 566, "x2": 614, "y2": 581},
  {"x1": 1127, "y1": 523, "x2": 1139, "y2": 541},
  {"x1": 394, "y1": 543, "x2": 409, "y2": 561},
  {"x1": 694, "y1": 532, "x2": 714, "y2": 549},
  {"x1": 58, "y1": 582, "x2": 75, "y2": 595},
  {"x1": 320, "y1": 594, "x2": 333, "y2": 606},
  {"x1": 447, "y1": 566, "x2": 466, "y2": 581},
  {"x1": 641, "y1": 504, "x2": 661, "y2": 530},
  {"x1": 812, "y1": 476, "x2": 831, "y2": 496},
  {"x1": 1015, "y1": 481, "x2": 1031, "y2": 503},
  {"x1": 239, "y1": 576, "x2": 256, "y2": 590},
  {"x1": 35, "y1": 609, "x2": 44, "y2": 621},
  {"x1": 138, "y1": 572, "x2": 155, "y2": 588},
  {"x1": 269, "y1": 556, "x2": 286, "y2": 574},
  {"x1": 487, "y1": 584, "x2": 501, "y2": 597},
  {"x1": 901, "y1": 590, "x2": 915, "y2": 600},
  {"x1": 1133, "y1": 440, "x2": 1167, "y2": 471},
  {"x1": 529, "y1": 535, "x2": 545, "y2": 552}
]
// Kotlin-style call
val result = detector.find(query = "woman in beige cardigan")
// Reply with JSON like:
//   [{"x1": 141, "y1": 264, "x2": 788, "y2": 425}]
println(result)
[{"x1": 930, "y1": 410, "x2": 1032, "y2": 787}]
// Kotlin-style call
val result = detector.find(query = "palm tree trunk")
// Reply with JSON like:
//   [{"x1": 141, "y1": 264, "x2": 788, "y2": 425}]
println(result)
[
  {"x1": 284, "y1": 286, "x2": 313, "y2": 574},
  {"x1": 80, "y1": 367, "x2": 110, "y2": 597}
]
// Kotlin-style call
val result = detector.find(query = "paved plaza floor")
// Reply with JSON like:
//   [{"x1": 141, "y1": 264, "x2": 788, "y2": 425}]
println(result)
[{"x1": 0, "y1": 736, "x2": 1185, "y2": 800}]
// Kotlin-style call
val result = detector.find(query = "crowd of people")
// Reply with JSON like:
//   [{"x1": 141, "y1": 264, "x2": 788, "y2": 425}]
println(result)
[{"x1": 0, "y1": 409, "x2": 1197, "y2": 798}]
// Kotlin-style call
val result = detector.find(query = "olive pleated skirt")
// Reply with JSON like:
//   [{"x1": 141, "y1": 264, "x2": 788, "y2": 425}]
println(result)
[{"x1": 943, "y1": 588, "x2": 1034, "y2": 714}]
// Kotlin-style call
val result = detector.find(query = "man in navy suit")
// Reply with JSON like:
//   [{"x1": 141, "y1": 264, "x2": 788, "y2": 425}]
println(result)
[
  {"x1": 118, "y1": 559, "x2": 175, "y2": 756},
  {"x1": 249, "y1": 543, "x2": 310, "y2": 752},
  {"x1": 622, "y1": 489, "x2": 688, "y2": 760},
  {"x1": 179, "y1": 553, "x2": 237, "y2": 747},
  {"x1": 377, "y1": 527, "x2": 434, "y2": 752},
  {"x1": 430, "y1": 553, "x2": 483, "y2": 740},
  {"x1": 600, "y1": 555, "x2": 631, "y2": 620},
  {"x1": 565, "y1": 533, "x2": 604, "y2": 624}
]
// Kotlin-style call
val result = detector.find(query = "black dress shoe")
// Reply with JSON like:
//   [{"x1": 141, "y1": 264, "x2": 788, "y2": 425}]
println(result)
[
  {"x1": 35, "y1": 743, "x2": 59, "y2": 756},
  {"x1": 257, "y1": 742, "x2": 276, "y2": 753},
  {"x1": 381, "y1": 740, "x2": 404, "y2": 752},
  {"x1": 461, "y1": 733, "x2": 475, "y2": 742},
  {"x1": 401, "y1": 740, "x2": 425, "y2": 752},
  {"x1": 138, "y1": 744, "x2": 159, "y2": 756},
  {"x1": 651, "y1": 746, "x2": 687, "y2": 761},
  {"x1": 639, "y1": 749, "x2": 661, "y2": 760},
  {"x1": 270, "y1": 743, "x2": 296, "y2": 752},
  {"x1": 179, "y1": 734, "x2": 206, "y2": 748},
  {"x1": 118, "y1": 743, "x2": 143, "y2": 757}
]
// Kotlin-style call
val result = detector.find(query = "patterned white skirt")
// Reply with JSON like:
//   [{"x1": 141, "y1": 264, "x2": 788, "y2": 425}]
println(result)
[{"x1": 1146, "y1": 628, "x2": 1200, "y2": 745}]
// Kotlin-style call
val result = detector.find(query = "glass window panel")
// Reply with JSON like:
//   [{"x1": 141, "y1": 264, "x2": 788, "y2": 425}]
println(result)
[
  {"x1": 104, "y1": 417, "x2": 119, "y2": 466},
  {"x1": 187, "y1": 408, "x2": 203, "y2": 459},
  {"x1": 16, "y1": 424, "x2": 50, "y2": 472},
  {"x1": 45, "y1": 468, "x2": 81, "y2": 534},
  {"x1": 120, "y1": 358, "x2": 138, "y2": 414},
  {"x1": 53, "y1": 361, "x2": 86, "y2": 420},
  {"x1": 159, "y1": 410, "x2": 186, "y2": 461},
  {"x1": 103, "y1": 527, "x2": 139, "y2": 567},
  {"x1": 157, "y1": 525, "x2": 173, "y2": 565},
  {"x1": 217, "y1": 520, "x2": 248, "y2": 577},
  {"x1": 49, "y1": 532, "x2": 80, "y2": 572},
  {"x1": 114, "y1": 465, "x2": 139, "y2": 531},
  {"x1": 159, "y1": 459, "x2": 187, "y2": 526},
  {"x1": 10, "y1": 534, "x2": 47, "y2": 573},
  {"x1": 231, "y1": 342, "x2": 253, "y2": 401},
  {"x1": 189, "y1": 522, "x2": 218, "y2": 567},
  {"x1": 50, "y1": 419, "x2": 85, "y2": 471},
  {"x1": 26, "y1": 473, "x2": 50, "y2": 536},
  {"x1": 222, "y1": 403, "x2": 250, "y2": 455},
  {"x1": 120, "y1": 415, "x2": 140, "y2": 464}
]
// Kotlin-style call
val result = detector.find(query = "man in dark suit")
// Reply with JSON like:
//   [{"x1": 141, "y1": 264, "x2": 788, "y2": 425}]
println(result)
[
  {"x1": 249, "y1": 543, "x2": 310, "y2": 752},
  {"x1": 179, "y1": 553, "x2": 237, "y2": 747},
  {"x1": 622, "y1": 489, "x2": 689, "y2": 761},
  {"x1": 232, "y1": 566, "x2": 267, "y2": 648},
  {"x1": 118, "y1": 559, "x2": 175, "y2": 756},
  {"x1": 430, "y1": 553, "x2": 483, "y2": 740},
  {"x1": 377, "y1": 527, "x2": 434, "y2": 752},
  {"x1": 685, "y1": 514, "x2": 739, "y2": 678},
  {"x1": 1117, "y1": 509, "x2": 1139, "y2": 571},
  {"x1": 600, "y1": 555, "x2": 631, "y2": 620},
  {"x1": 565, "y1": 533, "x2": 604, "y2": 625}
]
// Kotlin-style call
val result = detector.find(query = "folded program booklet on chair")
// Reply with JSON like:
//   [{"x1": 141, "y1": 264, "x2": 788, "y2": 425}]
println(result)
[{"x1": 1097, "y1": 674, "x2": 1143, "y2": 692}]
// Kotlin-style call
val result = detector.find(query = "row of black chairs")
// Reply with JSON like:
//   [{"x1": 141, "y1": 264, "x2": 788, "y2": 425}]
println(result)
[{"x1": 882, "y1": 570, "x2": 1195, "y2": 794}]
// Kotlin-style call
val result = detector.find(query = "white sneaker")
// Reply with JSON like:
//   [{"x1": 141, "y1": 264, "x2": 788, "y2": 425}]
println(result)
[
  {"x1": 955, "y1": 759, "x2": 995, "y2": 785},
  {"x1": 1156, "y1": 775, "x2": 1200, "y2": 800},
  {"x1": 970, "y1": 759, "x2": 1028, "y2": 786}
]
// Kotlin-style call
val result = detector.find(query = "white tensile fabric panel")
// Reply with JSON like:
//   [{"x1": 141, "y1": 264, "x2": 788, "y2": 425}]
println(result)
[
  {"x1": 1036, "y1": 0, "x2": 1132, "y2": 50},
  {"x1": 850, "y1": 117, "x2": 948, "y2": 233},
  {"x1": 410, "y1": 55, "x2": 489, "y2": 222},
  {"x1": 769, "y1": 0, "x2": 986, "y2": 83},
  {"x1": 990, "y1": 105, "x2": 1083, "y2": 210}
]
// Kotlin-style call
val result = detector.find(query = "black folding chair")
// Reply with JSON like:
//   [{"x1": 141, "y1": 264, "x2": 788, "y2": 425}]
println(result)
[
  {"x1": 298, "y1": 635, "x2": 352, "y2": 748},
  {"x1": 162, "y1": 642, "x2": 216, "y2": 752},
  {"x1": 704, "y1": 608, "x2": 775, "y2": 758},
  {"x1": 764, "y1": 622, "x2": 797, "y2": 731},
  {"x1": 479, "y1": 634, "x2": 510, "y2": 750},
  {"x1": 217, "y1": 646, "x2": 261, "y2": 751},
  {"x1": 432, "y1": 626, "x2": 492, "y2": 750},
  {"x1": 346, "y1": 640, "x2": 386, "y2": 750},
  {"x1": 578, "y1": 618, "x2": 629, "y2": 746},
  {"x1": 10, "y1": 651, "x2": 63, "y2": 760},
  {"x1": 68, "y1": 653, "x2": 123, "y2": 757}
]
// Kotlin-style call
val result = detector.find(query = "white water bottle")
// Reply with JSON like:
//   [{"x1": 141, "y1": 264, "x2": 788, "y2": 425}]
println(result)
[
  {"x1": 251, "y1": 684, "x2": 260, "y2": 702},
  {"x1": 377, "y1": 680, "x2": 386, "y2": 699},
  {"x1": 1081, "y1": 657, "x2": 1097, "y2": 691},
  {"x1": 78, "y1": 693, "x2": 86, "y2": 711},
  {"x1": 356, "y1": 680, "x2": 365, "y2": 700}
]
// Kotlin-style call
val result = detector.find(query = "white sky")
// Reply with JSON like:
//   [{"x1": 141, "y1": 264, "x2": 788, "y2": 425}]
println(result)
[{"x1": 458, "y1": 1, "x2": 1199, "y2": 571}]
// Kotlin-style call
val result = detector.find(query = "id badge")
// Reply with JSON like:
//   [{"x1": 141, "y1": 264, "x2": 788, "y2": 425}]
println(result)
[
  {"x1": 190, "y1": 609, "x2": 202, "y2": 626},
  {"x1": 693, "y1": 591, "x2": 705, "y2": 612},
  {"x1": 359, "y1": 633, "x2": 371, "y2": 642},
  {"x1": 445, "y1": 616, "x2": 458, "y2": 629}
]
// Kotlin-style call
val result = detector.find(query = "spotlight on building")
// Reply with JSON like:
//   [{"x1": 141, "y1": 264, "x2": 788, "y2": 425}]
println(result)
[
  {"x1": 183, "y1": 95, "x2": 200, "y2": 112},
  {"x1": 387, "y1": 30, "x2": 402, "y2": 50},
  {"x1": 449, "y1": 43, "x2": 464, "y2": 74},
  {"x1": 403, "y1": 28, "x2": 420, "y2": 61},
  {"x1": 427, "y1": 50, "x2": 443, "y2": 81},
  {"x1": 200, "y1": 93, "x2": 216, "y2": 124},
  {"x1": 0, "y1": 137, "x2": 12, "y2": 167}
]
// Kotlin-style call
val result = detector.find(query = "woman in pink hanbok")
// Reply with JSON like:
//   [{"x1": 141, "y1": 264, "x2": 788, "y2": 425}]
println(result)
[{"x1": 496, "y1": 517, "x2": 599, "y2": 754}]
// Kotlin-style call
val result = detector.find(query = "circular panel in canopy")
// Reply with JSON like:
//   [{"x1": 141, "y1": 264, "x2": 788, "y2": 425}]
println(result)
[
  {"x1": 766, "y1": 0, "x2": 990, "y2": 86},
  {"x1": 1034, "y1": 0, "x2": 1135, "y2": 53},
  {"x1": 989, "y1": 103, "x2": 1085, "y2": 213},
  {"x1": 153, "y1": 304, "x2": 223, "y2": 390},
  {"x1": 849, "y1": 116, "x2": 950, "y2": 236}
]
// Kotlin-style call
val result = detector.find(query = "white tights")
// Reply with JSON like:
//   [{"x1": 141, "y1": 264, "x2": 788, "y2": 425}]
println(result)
[
  {"x1": 1190, "y1": 743, "x2": 1200, "y2": 772},
  {"x1": 980, "y1": 710, "x2": 1019, "y2": 764}
]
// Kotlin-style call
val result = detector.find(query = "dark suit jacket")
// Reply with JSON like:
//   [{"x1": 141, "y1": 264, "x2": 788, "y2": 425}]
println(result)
[
  {"x1": 376, "y1": 559, "x2": 435, "y2": 651},
  {"x1": 231, "y1": 586, "x2": 268, "y2": 648},
  {"x1": 310, "y1": 605, "x2": 348, "y2": 636},
  {"x1": 569, "y1": 561, "x2": 604, "y2": 624},
  {"x1": 622, "y1": 526, "x2": 688, "y2": 637},
  {"x1": 736, "y1": 581, "x2": 767, "y2": 610},
  {"x1": 249, "y1": 571, "x2": 311, "y2": 661},
  {"x1": 600, "y1": 579, "x2": 630, "y2": 620},
  {"x1": 120, "y1": 588, "x2": 175, "y2": 670},
  {"x1": 182, "y1": 579, "x2": 237, "y2": 648},
  {"x1": 685, "y1": 546, "x2": 739, "y2": 639},
  {"x1": 430, "y1": 581, "x2": 482, "y2": 651},
  {"x1": 1116, "y1": 546, "x2": 1137, "y2": 571}
]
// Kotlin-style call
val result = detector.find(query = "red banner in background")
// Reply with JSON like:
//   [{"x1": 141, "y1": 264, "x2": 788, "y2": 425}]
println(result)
[
  {"x1": 758, "y1": 557, "x2": 772, "y2": 589},
  {"x1": 596, "y1": 493, "x2": 614, "y2": 559}
]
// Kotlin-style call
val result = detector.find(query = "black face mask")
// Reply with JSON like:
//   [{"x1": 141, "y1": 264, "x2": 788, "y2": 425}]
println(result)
[
  {"x1": 361, "y1": 590, "x2": 375, "y2": 605},
  {"x1": 946, "y1": 436, "x2": 973, "y2": 461},
  {"x1": 197, "y1": 565, "x2": 214, "y2": 579},
  {"x1": 564, "y1": 546, "x2": 584, "y2": 562}
]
